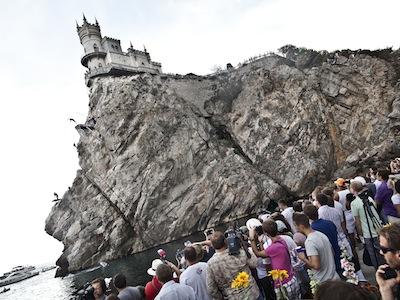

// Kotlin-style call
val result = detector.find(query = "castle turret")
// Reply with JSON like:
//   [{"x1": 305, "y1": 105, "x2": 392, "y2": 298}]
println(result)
[{"x1": 77, "y1": 15, "x2": 106, "y2": 70}]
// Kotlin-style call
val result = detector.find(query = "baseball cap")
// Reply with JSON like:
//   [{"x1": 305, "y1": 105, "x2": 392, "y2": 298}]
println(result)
[
  {"x1": 351, "y1": 176, "x2": 367, "y2": 186},
  {"x1": 334, "y1": 178, "x2": 346, "y2": 187}
]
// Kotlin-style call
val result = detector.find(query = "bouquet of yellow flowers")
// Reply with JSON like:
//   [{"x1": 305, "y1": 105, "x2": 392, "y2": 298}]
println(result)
[{"x1": 268, "y1": 269, "x2": 289, "y2": 300}]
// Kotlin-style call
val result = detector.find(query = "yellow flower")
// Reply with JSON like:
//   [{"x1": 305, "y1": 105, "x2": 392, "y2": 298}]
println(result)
[
  {"x1": 268, "y1": 269, "x2": 280, "y2": 281},
  {"x1": 231, "y1": 272, "x2": 250, "y2": 289},
  {"x1": 278, "y1": 270, "x2": 289, "y2": 281},
  {"x1": 268, "y1": 269, "x2": 289, "y2": 282}
]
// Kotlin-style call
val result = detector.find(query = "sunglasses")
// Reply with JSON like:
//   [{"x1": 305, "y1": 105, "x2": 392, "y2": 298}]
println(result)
[{"x1": 379, "y1": 245, "x2": 398, "y2": 254}]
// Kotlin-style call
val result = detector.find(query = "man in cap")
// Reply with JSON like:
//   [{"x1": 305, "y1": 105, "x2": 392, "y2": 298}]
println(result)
[
  {"x1": 334, "y1": 178, "x2": 350, "y2": 208},
  {"x1": 145, "y1": 259, "x2": 163, "y2": 300},
  {"x1": 179, "y1": 245, "x2": 212, "y2": 300}
]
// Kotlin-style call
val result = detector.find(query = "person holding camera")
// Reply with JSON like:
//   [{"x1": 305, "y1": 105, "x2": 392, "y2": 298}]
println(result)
[
  {"x1": 92, "y1": 278, "x2": 107, "y2": 300},
  {"x1": 375, "y1": 223, "x2": 400, "y2": 300},
  {"x1": 206, "y1": 231, "x2": 260, "y2": 300},
  {"x1": 249, "y1": 220, "x2": 300, "y2": 299}
]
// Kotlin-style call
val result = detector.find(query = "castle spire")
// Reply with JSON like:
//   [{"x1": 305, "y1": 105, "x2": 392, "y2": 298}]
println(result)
[
  {"x1": 75, "y1": 19, "x2": 79, "y2": 29},
  {"x1": 82, "y1": 13, "x2": 87, "y2": 23},
  {"x1": 143, "y1": 45, "x2": 147, "y2": 53},
  {"x1": 95, "y1": 17, "x2": 99, "y2": 26},
  {"x1": 130, "y1": 41, "x2": 133, "y2": 48}
]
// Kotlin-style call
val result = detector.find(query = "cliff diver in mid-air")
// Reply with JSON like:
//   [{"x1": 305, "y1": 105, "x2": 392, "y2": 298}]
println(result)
[{"x1": 53, "y1": 192, "x2": 60, "y2": 202}]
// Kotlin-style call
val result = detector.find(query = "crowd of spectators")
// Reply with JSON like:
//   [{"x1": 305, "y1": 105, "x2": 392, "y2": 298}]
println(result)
[{"x1": 87, "y1": 160, "x2": 400, "y2": 300}]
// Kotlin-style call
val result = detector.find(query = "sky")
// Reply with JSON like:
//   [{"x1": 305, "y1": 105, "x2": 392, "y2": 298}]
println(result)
[{"x1": 0, "y1": 0, "x2": 399, "y2": 275}]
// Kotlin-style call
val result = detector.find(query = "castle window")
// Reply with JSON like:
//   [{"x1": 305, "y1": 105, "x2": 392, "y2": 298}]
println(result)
[
  {"x1": 98, "y1": 63, "x2": 102, "y2": 67},
  {"x1": 93, "y1": 43, "x2": 99, "y2": 52}
]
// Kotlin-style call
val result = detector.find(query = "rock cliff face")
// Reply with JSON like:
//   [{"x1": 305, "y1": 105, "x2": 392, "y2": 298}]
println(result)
[{"x1": 46, "y1": 47, "x2": 400, "y2": 276}]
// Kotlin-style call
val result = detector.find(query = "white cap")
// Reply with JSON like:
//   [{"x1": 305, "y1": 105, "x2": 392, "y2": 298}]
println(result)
[
  {"x1": 246, "y1": 218, "x2": 262, "y2": 231},
  {"x1": 351, "y1": 176, "x2": 367, "y2": 186},
  {"x1": 147, "y1": 259, "x2": 163, "y2": 276}
]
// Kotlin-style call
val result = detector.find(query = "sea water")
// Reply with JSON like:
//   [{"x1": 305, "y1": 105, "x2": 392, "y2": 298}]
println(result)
[{"x1": 0, "y1": 231, "x2": 205, "y2": 300}]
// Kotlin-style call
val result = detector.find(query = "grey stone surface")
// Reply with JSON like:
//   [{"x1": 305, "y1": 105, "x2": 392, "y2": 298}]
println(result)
[{"x1": 46, "y1": 49, "x2": 400, "y2": 276}]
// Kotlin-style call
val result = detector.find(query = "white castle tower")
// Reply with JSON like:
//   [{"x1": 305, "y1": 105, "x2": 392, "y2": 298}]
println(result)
[{"x1": 77, "y1": 15, "x2": 162, "y2": 85}]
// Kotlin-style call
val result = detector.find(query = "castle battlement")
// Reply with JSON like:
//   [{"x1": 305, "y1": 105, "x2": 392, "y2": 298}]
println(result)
[{"x1": 77, "y1": 15, "x2": 162, "y2": 86}]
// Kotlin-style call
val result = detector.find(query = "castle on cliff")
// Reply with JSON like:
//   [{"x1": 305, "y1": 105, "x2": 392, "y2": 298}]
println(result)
[{"x1": 77, "y1": 15, "x2": 162, "y2": 85}]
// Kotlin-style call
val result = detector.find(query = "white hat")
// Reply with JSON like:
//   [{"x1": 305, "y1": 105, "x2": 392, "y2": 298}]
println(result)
[
  {"x1": 276, "y1": 220, "x2": 287, "y2": 232},
  {"x1": 351, "y1": 176, "x2": 367, "y2": 186},
  {"x1": 147, "y1": 259, "x2": 163, "y2": 276},
  {"x1": 258, "y1": 213, "x2": 271, "y2": 222},
  {"x1": 246, "y1": 218, "x2": 262, "y2": 231}
]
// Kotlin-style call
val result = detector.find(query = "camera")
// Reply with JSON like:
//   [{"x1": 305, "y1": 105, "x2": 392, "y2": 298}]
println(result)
[
  {"x1": 225, "y1": 227, "x2": 242, "y2": 255},
  {"x1": 382, "y1": 267, "x2": 397, "y2": 280}
]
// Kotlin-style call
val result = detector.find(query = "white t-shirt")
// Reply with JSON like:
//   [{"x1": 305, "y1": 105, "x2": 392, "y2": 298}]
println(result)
[
  {"x1": 281, "y1": 207, "x2": 296, "y2": 233},
  {"x1": 337, "y1": 189, "x2": 350, "y2": 209},
  {"x1": 318, "y1": 205, "x2": 344, "y2": 235},
  {"x1": 333, "y1": 201, "x2": 344, "y2": 214},
  {"x1": 179, "y1": 262, "x2": 211, "y2": 300},
  {"x1": 392, "y1": 194, "x2": 400, "y2": 205},
  {"x1": 344, "y1": 210, "x2": 355, "y2": 234}
]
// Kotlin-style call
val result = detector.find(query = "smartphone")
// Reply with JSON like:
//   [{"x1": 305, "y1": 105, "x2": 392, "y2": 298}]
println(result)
[{"x1": 382, "y1": 267, "x2": 397, "y2": 280}]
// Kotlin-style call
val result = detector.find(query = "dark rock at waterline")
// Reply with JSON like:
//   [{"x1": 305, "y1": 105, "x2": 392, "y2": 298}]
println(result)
[{"x1": 45, "y1": 47, "x2": 400, "y2": 276}]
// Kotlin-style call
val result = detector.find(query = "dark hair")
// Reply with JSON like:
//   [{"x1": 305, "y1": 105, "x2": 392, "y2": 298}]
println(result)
[
  {"x1": 91, "y1": 277, "x2": 107, "y2": 294},
  {"x1": 395, "y1": 180, "x2": 400, "y2": 194},
  {"x1": 210, "y1": 231, "x2": 226, "y2": 250},
  {"x1": 156, "y1": 263, "x2": 173, "y2": 284},
  {"x1": 184, "y1": 246, "x2": 197, "y2": 263},
  {"x1": 278, "y1": 199, "x2": 289, "y2": 206},
  {"x1": 262, "y1": 220, "x2": 278, "y2": 237},
  {"x1": 377, "y1": 169, "x2": 390, "y2": 181},
  {"x1": 303, "y1": 205, "x2": 318, "y2": 221},
  {"x1": 270, "y1": 212, "x2": 293, "y2": 233},
  {"x1": 106, "y1": 294, "x2": 120, "y2": 300},
  {"x1": 316, "y1": 193, "x2": 329, "y2": 206},
  {"x1": 293, "y1": 213, "x2": 310, "y2": 228},
  {"x1": 314, "y1": 280, "x2": 376, "y2": 300},
  {"x1": 322, "y1": 188, "x2": 334, "y2": 197},
  {"x1": 113, "y1": 273, "x2": 127, "y2": 289},
  {"x1": 380, "y1": 223, "x2": 400, "y2": 250},
  {"x1": 293, "y1": 201, "x2": 303, "y2": 212},
  {"x1": 137, "y1": 286, "x2": 145, "y2": 298},
  {"x1": 350, "y1": 181, "x2": 363, "y2": 193}
]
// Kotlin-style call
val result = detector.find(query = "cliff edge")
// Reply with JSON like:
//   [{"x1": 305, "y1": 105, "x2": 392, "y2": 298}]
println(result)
[{"x1": 45, "y1": 47, "x2": 400, "y2": 276}]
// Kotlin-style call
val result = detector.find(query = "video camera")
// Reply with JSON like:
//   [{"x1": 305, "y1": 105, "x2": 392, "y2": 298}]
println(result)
[{"x1": 224, "y1": 224, "x2": 251, "y2": 258}]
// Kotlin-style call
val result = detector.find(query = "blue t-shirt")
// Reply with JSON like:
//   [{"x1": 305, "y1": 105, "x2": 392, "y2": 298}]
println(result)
[{"x1": 311, "y1": 219, "x2": 341, "y2": 274}]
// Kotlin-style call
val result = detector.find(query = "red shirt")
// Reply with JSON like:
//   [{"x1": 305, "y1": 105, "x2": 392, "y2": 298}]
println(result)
[{"x1": 144, "y1": 276, "x2": 162, "y2": 300}]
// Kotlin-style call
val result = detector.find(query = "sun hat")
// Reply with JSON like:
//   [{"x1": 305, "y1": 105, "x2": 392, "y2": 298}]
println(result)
[
  {"x1": 147, "y1": 259, "x2": 163, "y2": 276},
  {"x1": 246, "y1": 218, "x2": 263, "y2": 231},
  {"x1": 350, "y1": 176, "x2": 367, "y2": 186}
]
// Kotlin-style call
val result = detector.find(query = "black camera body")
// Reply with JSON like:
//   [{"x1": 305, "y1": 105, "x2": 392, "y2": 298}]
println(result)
[
  {"x1": 382, "y1": 267, "x2": 398, "y2": 280},
  {"x1": 225, "y1": 228, "x2": 242, "y2": 255}
]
